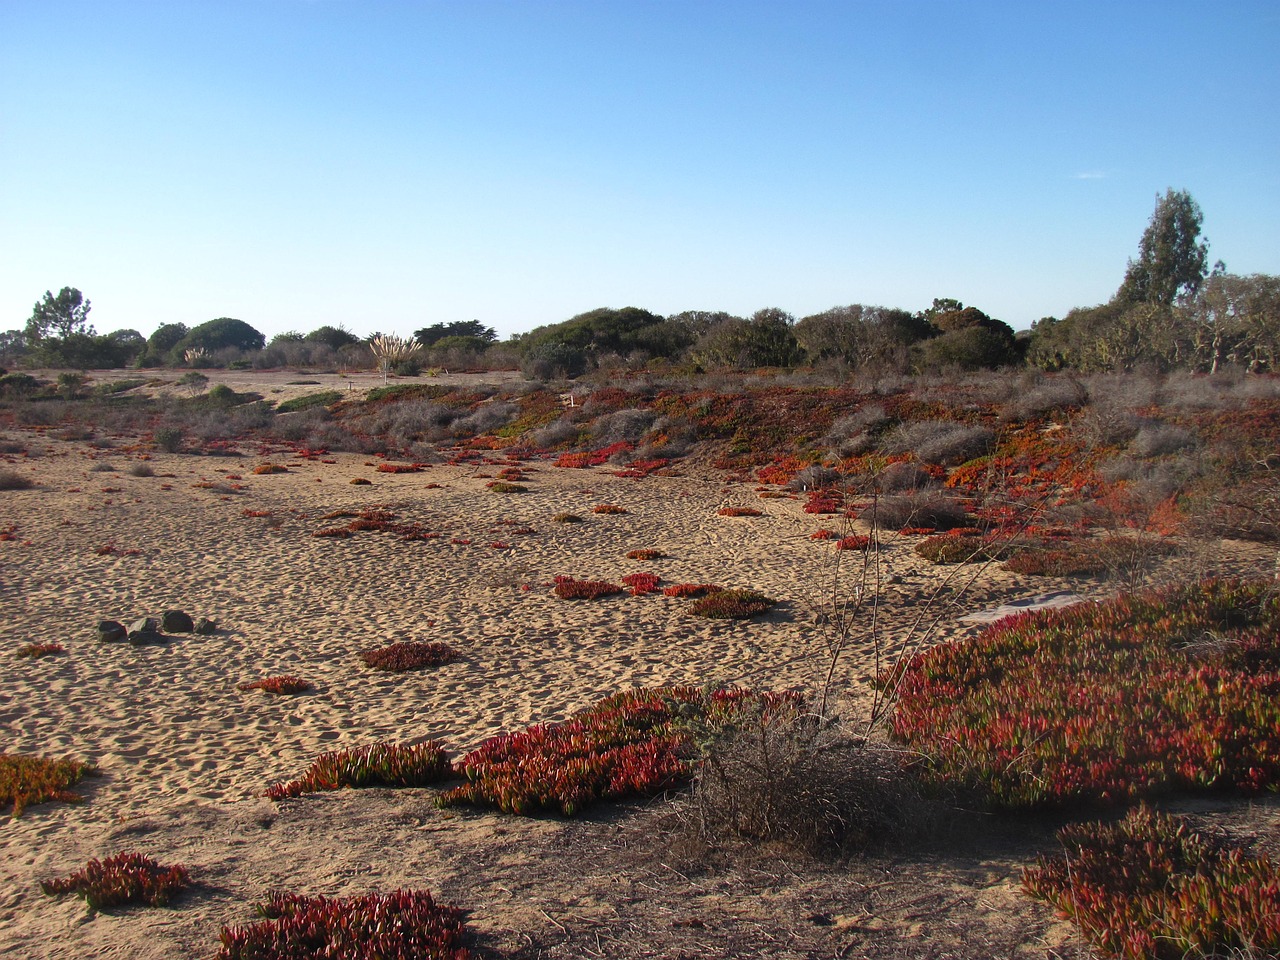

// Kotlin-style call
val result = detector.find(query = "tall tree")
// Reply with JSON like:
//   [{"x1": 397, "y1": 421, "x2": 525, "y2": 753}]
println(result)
[
  {"x1": 1117, "y1": 189, "x2": 1214, "y2": 306},
  {"x1": 26, "y1": 287, "x2": 93, "y2": 342}
]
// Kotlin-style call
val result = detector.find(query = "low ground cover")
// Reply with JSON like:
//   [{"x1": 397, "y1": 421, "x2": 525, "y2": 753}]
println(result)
[
  {"x1": 1023, "y1": 805, "x2": 1280, "y2": 960},
  {"x1": 884, "y1": 578, "x2": 1280, "y2": 808}
]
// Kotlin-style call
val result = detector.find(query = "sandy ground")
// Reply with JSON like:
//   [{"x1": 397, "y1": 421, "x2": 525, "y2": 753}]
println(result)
[{"x1": 1, "y1": 372, "x2": 1275, "y2": 958}]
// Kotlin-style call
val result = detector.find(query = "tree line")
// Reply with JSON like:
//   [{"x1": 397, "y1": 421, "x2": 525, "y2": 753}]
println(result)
[{"x1": 5, "y1": 190, "x2": 1276, "y2": 378}]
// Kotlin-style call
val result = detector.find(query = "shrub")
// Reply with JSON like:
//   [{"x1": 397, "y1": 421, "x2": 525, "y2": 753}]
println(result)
[
  {"x1": 350, "y1": 477, "x2": 372, "y2": 485},
  {"x1": 0, "y1": 469, "x2": 34, "y2": 491},
  {"x1": 718, "y1": 506, "x2": 762, "y2": 517},
  {"x1": 1, "y1": 753, "x2": 99, "y2": 816},
  {"x1": 253, "y1": 463, "x2": 288, "y2": 475},
  {"x1": 870, "y1": 491, "x2": 969, "y2": 531},
  {"x1": 216, "y1": 889, "x2": 470, "y2": 960},
  {"x1": 360, "y1": 641, "x2": 460, "y2": 672},
  {"x1": 687, "y1": 712, "x2": 932, "y2": 854},
  {"x1": 883, "y1": 578, "x2": 1280, "y2": 808},
  {"x1": 42, "y1": 852, "x2": 190, "y2": 910},
  {"x1": 16, "y1": 642, "x2": 64, "y2": 659},
  {"x1": 152, "y1": 427, "x2": 184, "y2": 453},
  {"x1": 553, "y1": 577, "x2": 624, "y2": 600},
  {"x1": 1023, "y1": 805, "x2": 1280, "y2": 960},
  {"x1": 267, "y1": 741, "x2": 451, "y2": 800},
  {"x1": 881, "y1": 420, "x2": 995, "y2": 465},
  {"x1": 552, "y1": 512, "x2": 583, "y2": 523},
  {"x1": 592, "y1": 503, "x2": 627, "y2": 515},
  {"x1": 238, "y1": 676, "x2": 313, "y2": 695},
  {"x1": 688, "y1": 588, "x2": 777, "y2": 619},
  {"x1": 127, "y1": 463, "x2": 154, "y2": 478},
  {"x1": 785, "y1": 464, "x2": 841, "y2": 491}
]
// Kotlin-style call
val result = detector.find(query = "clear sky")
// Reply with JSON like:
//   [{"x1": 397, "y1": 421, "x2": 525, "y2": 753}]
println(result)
[{"x1": 2, "y1": 1, "x2": 1277, "y2": 342}]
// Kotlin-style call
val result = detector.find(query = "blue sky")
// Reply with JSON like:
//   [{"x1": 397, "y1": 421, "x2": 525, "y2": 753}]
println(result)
[{"x1": 2, "y1": 1, "x2": 1277, "y2": 342}]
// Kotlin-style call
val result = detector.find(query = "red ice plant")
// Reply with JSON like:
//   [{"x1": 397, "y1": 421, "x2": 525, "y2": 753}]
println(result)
[
  {"x1": 553, "y1": 576, "x2": 624, "y2": 600},
  {"x1": 267, "y1": 741, "x2": 450, "y2": 800},
  {"x1": 1023, "y1": 805, "x2": 1280, "y2": 960},
  {"x1": 439, "y1": 686, "x2": 800, "y2": 816},
  {"x1": 360, "y1": 642, "x2": 460, "y2": 672},
  {"x1": 43, "y1": 852, "x2": 189, "y2": 910},
  {"x1": 238, "y1": 676, "x2": 313, "y2": 695},
  {"x1": 883, "y1": 578, "x2": 1280, "y2": 808},
  {"x1": 621, "y1": 572, "x2": 661, "y2": 596},
  {"x1": 1, "y1": 753, "x2": 99, "y2": 816},
  {"x1": 216, "y1": 889, "x2": 471, "y2": 960}
]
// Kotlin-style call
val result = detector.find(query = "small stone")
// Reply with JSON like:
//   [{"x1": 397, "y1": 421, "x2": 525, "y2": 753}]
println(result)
[
  {"x1": 161, "y1": 610, "x2": 194, "y2": 633},
  {"x1": 194, "y1": 617, "x2": 217, "y2": 635},
  {"x1": 127, "y1": 617, "x2": 164, "y2": 644},
  {"x1": 97, "y1": 620, "x2": 127, "y2": 643}
]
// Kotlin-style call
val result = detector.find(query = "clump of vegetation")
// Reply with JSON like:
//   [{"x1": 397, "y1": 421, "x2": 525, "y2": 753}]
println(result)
[
  {"x1": 621, "y1": 572, "x2": 661, "y2": 596},
  {"x1": 267, "y1": 741, "x2": 451, "y2": 800},
  {"x1": 1, "y1": 753, "x2": 99, "y2": 816},
  {"x1": 834, "y1": 534, "x2": 871, "y2": 551},
  {"x1": 238, "y1": 676, "x2": 314, "y2": 695},
  {"x1": 487, "y1": 481, "x2": 527, "y2": 493},
  {"x1": 360, "y1": 641, "x2": 460, "y2": 672},
  {"x1": 275, "y1": 390, "x2": 343, "y2": 413},
  {"x1": 350, "y1": 477, "x2": 372, "y2": 485},
  {"x1": 16, "y1": 641, "x2": 64, "y2": 659},
  {"x1": 592, "y1": 503, "x2": 627, "y2": 515},
  {"x1": 0, "y1": 469, "x2": 34, "y2": 491},
  {"x1": 625, "y1": 548, "x2": 664, "y2": 560},
  {"x1": 376, "y1": 462, "x2": 425, "y2": 473},
  {"x1": 688, "y1": 588, "x2": 778, "y2": 619},
  {"x1": 127, "y1": 463, "x2": 154, "y2": 478},
  {"x1": 42, "y1": 852, "x2": 190, "y2": 910},
  {"x1": 439, "y1": 686, "x2": 796, "y2": 816},
  {"x1": 216, "y1": 889, "x2": 470, "y2": 960},
  {"x1": 718, "y1": 506, "x2": 762, "y2": 517},
  {"x1": 552, "y1": 576, "x2": 624, "y2": 600},
  {"x1": 552, "y1": 512, "x2": 582, "y2": 523},
  {"x1": 1023, "y1": 805, "x2": 1280, "y2": 960},
  {"x1": 252, "y1": 463, "x2": 288, "y2": 475},
  {"x1": 312, "y1": 527, "x2": 353, "y2": 538},
  {"x1": 884, "y1": 578, "x2": 1280, "y2": 808},
  {"x1": 663, "y1": 583, "x2": 722, "y2": 598},
  {"x1": 152, "y1": 427, "x2": 183, "y2": 453},
  {"x1": 913, "y1": 533, "x2": 1012, "y2": 564}
]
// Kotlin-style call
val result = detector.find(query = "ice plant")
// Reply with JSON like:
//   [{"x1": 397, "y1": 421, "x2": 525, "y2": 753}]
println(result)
[
  {"x1": 267, "y1": 741, "x2": 450, "y2": 800},
  {"x1": 42, "y1": 852, "x2": 189, "y2": 910},
  {"x1": 440, "y1": 686, "x2": 799, "y2": 816},
  {"x1": 687, "y1": 588, "x2": 778, "y2": 620},
  {"x1": 16, "y1": 642, "x2": 64, "y2": 659},
  {"x1": 621, "y1": 572, "x2": 661, "y2": 596},
  {"x1": 238, "y1": 676, "x2": 313, "y2": 695},
  {"x1": 1023, "y1": 805, "x2": 1280, "y2": 960},
  {"x1": 216, "y1": 889, "x2": 470, "y2": 960},
  {"x1": 553, "y1": 576, "x2": 624, "y2": 600},
  {"x1": 884, "y1": 578, "x2": 1280, "y2": 808},
  {"x1": 360, "y1": 641, "x2": 460, "y2": 672},
  {"x1": 1, "y1": 753, "x2": 99, "y2": 816}
]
